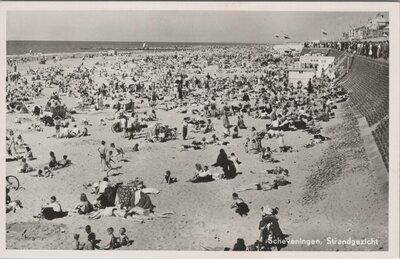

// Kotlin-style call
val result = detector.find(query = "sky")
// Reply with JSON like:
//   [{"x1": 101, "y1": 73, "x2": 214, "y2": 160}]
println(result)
[{"x1": 7, "y1": 11, "x2": 386, "y2": 43}]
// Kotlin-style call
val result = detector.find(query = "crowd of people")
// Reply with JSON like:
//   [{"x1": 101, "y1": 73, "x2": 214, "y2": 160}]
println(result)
[
  {"x1": 304, "y1": 39, "x2": 389, "y2": 60},
  {"x1": 5, "y1": 40, "x2": 353, "y2": 251}
]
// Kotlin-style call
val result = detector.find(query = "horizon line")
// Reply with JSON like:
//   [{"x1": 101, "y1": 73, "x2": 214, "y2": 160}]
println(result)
[{"x1": 6, "y1": 39, "x2": 306, "y2": 45}]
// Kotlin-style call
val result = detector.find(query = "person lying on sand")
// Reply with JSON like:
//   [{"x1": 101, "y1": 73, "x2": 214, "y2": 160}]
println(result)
[{"x1": 234, "y1": 177, "x2": 291, "y2": 192}]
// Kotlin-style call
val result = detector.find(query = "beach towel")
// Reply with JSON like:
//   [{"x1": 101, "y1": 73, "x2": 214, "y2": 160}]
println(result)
[{"x1": 116, "y1": 186, "x2": 135, "y2": 208}]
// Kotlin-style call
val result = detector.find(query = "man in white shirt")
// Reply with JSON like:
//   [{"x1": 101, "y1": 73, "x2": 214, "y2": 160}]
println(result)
[
  {"x1": 39, "y1": 196, "x2": 63, "y2": 220},
  {"x1": 98, "y1": 177, "x2": 110, "y2": 194}
]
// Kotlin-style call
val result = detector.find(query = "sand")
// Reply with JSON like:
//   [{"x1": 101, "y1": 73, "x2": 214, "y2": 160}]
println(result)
[{"x1": 6, "y1": 54, "x2": 388, "y2": 251}]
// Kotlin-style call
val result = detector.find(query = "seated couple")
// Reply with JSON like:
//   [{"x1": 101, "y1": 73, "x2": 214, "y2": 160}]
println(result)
[{"x1": 190, "y1": 164, "x2": 214, "y2": 183}]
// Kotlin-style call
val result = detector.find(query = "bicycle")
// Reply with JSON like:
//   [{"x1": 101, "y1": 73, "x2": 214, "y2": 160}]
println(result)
[{"x1": 6, "y1": 175, "x2": 20, "y2": 191}]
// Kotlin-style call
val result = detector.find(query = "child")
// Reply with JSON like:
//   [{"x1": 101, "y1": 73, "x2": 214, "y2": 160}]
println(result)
[
  {"x1": 44, "y1": 166, "x2": 53, "y2": 178},
  {"x1": 37, "y1": 169, "x2": 44, "y2": 177},
  {"x1": 103, "y1": 227, "x2": 118, "y2": 250},
  {"x1": 105, "y1": 151, "x2": 116, "y2": 176},
  {"x1": 118, "y1": 227, "x2": 130, "y2": 246},
  {"x1": 59, "y1": 155, "x2": 72, "y2": 168},
  {"x1": 25, "y1": 146, "x2": 34, "y2": 161},
  {"x1": 132, "y1": 143, "x2": 139, "y2": 152},
  {"x1": 16, "y1": 158, "x2": 33, "y2": 174},
  {"x1": 229, "y1": 153, "x2": 242, "y2": 167},
  {"x1": 276, "y1": 131, "x2": 285, "y2": 153},
  {"x1": 73, "y1": 234, "x2": 81, "y2": 250},
  {"x1": 99, "y1": 119, "x2": 106, "y2": 126},
  {"x1": 98, "y1": 141, "x2": 107, "y2": 171},
  {"x1": 230, "y1": 193, "x2": 250, "y2": 217},
  {"x1": 161, "y1": 170, "x2": 177, "y2": 184},
  {"x1": 110, "y1": 143, "x2": 124, "y2": 161}
]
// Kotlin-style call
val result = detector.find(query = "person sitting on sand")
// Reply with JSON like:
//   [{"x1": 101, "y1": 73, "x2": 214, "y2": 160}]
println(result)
[
  {"x1": 161, "y1": 170, "x2": 177, "y2": 184},
  {"x1": 70, "y1": 125, "x2": 81, "y2": 138},
  {"x1": 232, "y1": 126, "x2": 239, "y2": 139},
  {"x1": 97, "y1": 177, "x2": 110, "y2": 195},
  {"x1": 16, "y1": 157, "x2": 34, "y2": 174},
  {"x1": 191, "y1": 164, "x2": 214, "y2": 183},
  {"x1": 118, "y1": 227, "x2": 131, "y2": 247},
  {"x1": 24, "y1": 146, "x2": 34, "y2": 161},
  {"x1": 259, "y1": 147, "x2": 277, "y2": 162},
  {"x1": 132, "y1": 143, "x2": 139, "y2": 152},
  {"x1": 59, "y1": 155, "x2": 72, "y2": 168},
  {"x1": 103, "y1": 227, "x2": 119, "y2": 250},
  {"x1": 258, "y1": 206, "x2": 287, "y2": 251},
  {"x1": 73, "y1": 193, "x2": 94, "y2": 215},
  {"x1": 77, "y1": 127, "x2": 88, "y2": 137},
  {"x1": 203, "y1": 119, "x2": 215, "y2": 133},
  {"x1": 233, "y1": 238, "x2": 247, "y2": 251},
  {"x1": 16, "y1": 134, "x2": 26, "y2": 146},
  {"x1": 229, "y1": 153, "x2": 242, "y2": 168},
  {"x1": 81, "y1": 232, "x2": 96, "y2": 250},
  {"x1": 99, "y1": 119, "x2": 107, "y2": 126},
  {"x1": 48, "y1": 151, "x2": 60, "y2": 170},
  {"x1": 230, "y1": 192, "x2": 250, "y2": 217},
  {"x1": 237, "y1": 115, "x2": 247, "y2": 129},
  {"x1": 43, "y1": 166, "x2": 54, "y2": 178},
  {"x1": 38, "y1": 196, "x2": 64, "y2": 220},
  {"x1": 212, "y1": 149, "x2": 236, "y2": 179},
  {"x1": 124, "y1": 185, "x2": 156, "y2": 218},
  {"x1": 148, "y1": 110, "x2": 157, "y2": 121}
]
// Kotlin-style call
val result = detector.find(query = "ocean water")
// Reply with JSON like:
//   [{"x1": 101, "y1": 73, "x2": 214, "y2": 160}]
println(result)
[{"x1": 6, "y1": 40, "x2": 252, "y2": 55}]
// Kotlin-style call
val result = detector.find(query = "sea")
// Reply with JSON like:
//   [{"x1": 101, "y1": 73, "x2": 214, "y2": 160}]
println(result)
[{"x1": 6, "y1": 40, "x2": 257, "y2": 56}]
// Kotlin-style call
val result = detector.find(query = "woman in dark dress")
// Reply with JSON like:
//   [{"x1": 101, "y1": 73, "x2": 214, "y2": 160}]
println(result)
[{"x1": 212, "y1": 149, "x2": 236, "y2": 179}]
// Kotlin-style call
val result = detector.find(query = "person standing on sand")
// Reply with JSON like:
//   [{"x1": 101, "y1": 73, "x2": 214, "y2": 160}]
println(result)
[
  {"x1": 182, "y1": 119, "x2": 188, "y2": 140},
  {"x1": 54, "y1": 117, "x2": 61, "y2": 138},
  {"x1": 98, "y1": 141, "x2": 107, "y2": 171}
]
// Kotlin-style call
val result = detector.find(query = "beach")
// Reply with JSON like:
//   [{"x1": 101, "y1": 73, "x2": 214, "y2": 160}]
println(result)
[{"x1": 6, "y1": 46, "x2": 388, "y2": 251}]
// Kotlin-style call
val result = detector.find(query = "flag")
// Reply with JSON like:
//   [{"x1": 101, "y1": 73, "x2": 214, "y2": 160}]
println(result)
[
  {"x1": 283, "y1": 34, "x2": 290, "y2": 39},
  {"x1": 322, "y1": 30, "x2": 328, "y2": 35}
]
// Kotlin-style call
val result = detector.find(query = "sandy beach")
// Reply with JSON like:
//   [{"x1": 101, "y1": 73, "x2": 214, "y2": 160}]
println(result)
[{"x1": 5, "y1": 47, "x2": 388, "y2": 251}]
